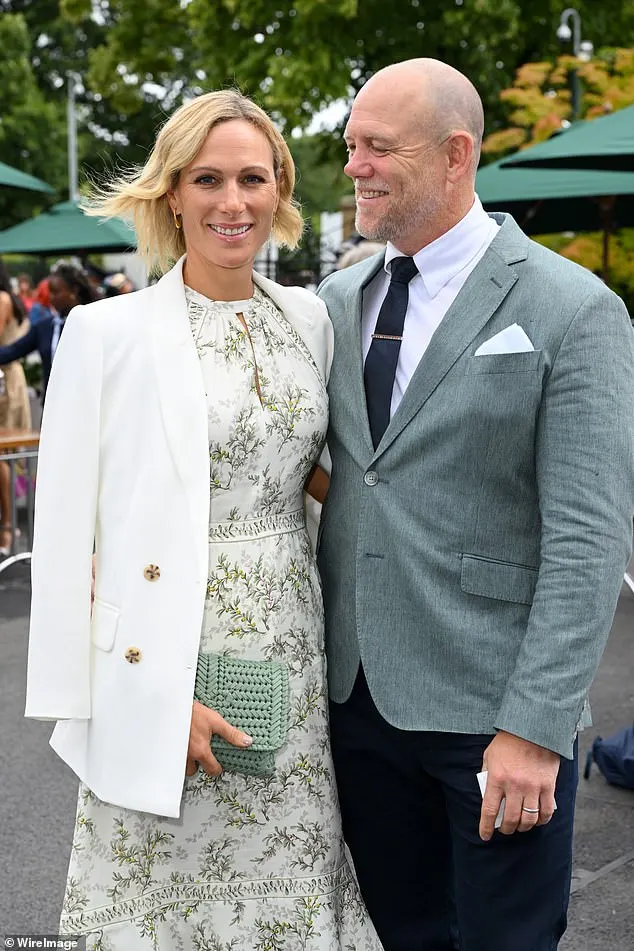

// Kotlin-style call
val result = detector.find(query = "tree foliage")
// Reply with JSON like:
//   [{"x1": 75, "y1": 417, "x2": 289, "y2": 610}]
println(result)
[
  {"x1": 0, "y1": 12, "x2": 67, "y2": 228},
  {"x1": 481, "y1": 48, "x2": 634, "y2": 309},
  {"x1": 59, "y1": 0, "x2": 634, "y2": 138},
  {"x1": 482, "y1": 47, "x2": 634, "y2": 158},
  {"x1": 289, "y1": 133, "x2": 350, "y2": 221},
  {"x1": 1, "y1": 0, "x2": 633, "y2": 241},
  {"x1": 0, "y1": 0, "x2": 176, "y2": 227}
]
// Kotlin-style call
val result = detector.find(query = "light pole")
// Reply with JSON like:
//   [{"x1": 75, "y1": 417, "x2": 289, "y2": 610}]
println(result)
[
  {"x1": 556, "y1": 8, "x2": 594, "y2": 120},
  {"x1": 67, "y1": 73, "x2": 80, "y2": 203}
]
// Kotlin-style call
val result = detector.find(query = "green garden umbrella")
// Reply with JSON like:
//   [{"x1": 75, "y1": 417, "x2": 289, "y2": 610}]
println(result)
[
  {"x1": 476, "y1": 160, "x2": 634, "y2": 280},
  {"x1": 0, "y1": 160, "x2": 54, "y2": 193},
  {"x1": 0, "y1": 200, "x2": 136, "y2": 255},
  {"x1": 500, "y1": 106, "x2": 634, "y2": 172}
]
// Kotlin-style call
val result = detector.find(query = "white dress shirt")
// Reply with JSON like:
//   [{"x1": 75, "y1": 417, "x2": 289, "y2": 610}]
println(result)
[
  {"x1": 362, "y1": 196, "x2": 500, "y2": 418},
  {"x1": 50, "y1": 309, "x2": 65, "y2": 360}
]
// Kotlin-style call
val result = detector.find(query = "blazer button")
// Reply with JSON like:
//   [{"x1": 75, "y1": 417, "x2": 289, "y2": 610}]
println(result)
[
  {"x1": 124, "y1": 647, "x2": 142, "y2": 664},
  {"x1": 364, "y1": 470, "x2": 379, "y2": 486},
  {"x1": 143, "y1": 564, "x2": 161, "y2": 582}
]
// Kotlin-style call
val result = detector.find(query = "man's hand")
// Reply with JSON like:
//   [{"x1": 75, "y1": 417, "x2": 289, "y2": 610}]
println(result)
[
  {"x1": 185, "y1": 700, "x2": 253, "y2": 777},
  {"x1": 479, "y1": 731, "x2": 560, "y2": 841}
]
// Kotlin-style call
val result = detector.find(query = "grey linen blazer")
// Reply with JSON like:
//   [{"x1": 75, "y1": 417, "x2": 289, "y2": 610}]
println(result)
[{"x1": 317, "y1": 214, "x2": 634, "y2": 759}]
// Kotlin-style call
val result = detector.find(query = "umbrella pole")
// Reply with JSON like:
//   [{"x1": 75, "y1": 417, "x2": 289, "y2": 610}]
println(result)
[{"x1": 598, "y1": 196, "x2": 616, "y2": 285}]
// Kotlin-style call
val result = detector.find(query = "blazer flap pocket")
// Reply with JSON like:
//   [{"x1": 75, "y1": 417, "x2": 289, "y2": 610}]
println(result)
[
  {"x1": 91, "y1": 598, "x2": 120, "y2": 652},
  {"x1": 461, "y1": 554, "x2": 538, "y2": 605},
  {"x1": 468, "y1": 350, "x2": 542, "y2": 374}
]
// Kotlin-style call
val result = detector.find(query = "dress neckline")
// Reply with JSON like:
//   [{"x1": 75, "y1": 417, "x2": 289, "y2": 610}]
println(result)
[{"x1": 184, "y1": 284, "x2": 257, "y2": 311}]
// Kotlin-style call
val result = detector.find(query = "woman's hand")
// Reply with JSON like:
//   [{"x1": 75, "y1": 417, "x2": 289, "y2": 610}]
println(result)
[{"x1": 186, "y1": 700, "x2": 253, "y2": 777}]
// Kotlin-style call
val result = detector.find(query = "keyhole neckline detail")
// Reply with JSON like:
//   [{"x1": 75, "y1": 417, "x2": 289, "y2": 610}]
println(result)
[{"x1": 184, "y1": 284, "x2": 255, "y2": 312}]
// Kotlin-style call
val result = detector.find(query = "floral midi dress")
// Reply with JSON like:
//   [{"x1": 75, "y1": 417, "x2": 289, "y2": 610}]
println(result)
[{"x1": 59, "y1": 285, "x2": 382, "y2": 951}]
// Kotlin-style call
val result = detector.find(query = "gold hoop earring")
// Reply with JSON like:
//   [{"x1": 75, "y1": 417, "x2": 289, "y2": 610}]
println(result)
[{"x1": 172, "y1": 207, "x2": 182, "y2": 230}]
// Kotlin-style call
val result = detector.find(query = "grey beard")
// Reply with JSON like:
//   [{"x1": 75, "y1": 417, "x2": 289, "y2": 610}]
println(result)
[
  {"x1": 355, "y1": 210, "x2": 407, "y2": 245},
  {"x1": 355, "y1": 191, "x2": 444, "y2": 246}
]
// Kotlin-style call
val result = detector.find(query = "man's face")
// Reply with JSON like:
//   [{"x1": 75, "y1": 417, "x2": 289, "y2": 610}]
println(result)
[
  {"x1": 48, "y1": 276, "x2": 76, "y2": 316},
  {"x1": 343, "y1": 82, "x2": 448, "y2": 255}
]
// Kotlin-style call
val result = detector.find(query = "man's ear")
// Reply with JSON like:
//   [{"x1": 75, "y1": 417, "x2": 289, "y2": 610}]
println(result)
[{"x1": 445, "y1": 132, "x2": 474, "y2": 183}]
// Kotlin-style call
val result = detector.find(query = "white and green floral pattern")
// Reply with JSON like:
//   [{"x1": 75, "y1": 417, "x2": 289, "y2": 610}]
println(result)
[{"x1": 59, "y1": 286, "x2": 382, "y2": 950}]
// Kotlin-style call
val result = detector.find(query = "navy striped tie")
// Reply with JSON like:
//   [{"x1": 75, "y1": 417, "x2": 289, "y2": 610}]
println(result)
[{"x1": 364, "y1": 256, "x2": 418, "y2": 448}]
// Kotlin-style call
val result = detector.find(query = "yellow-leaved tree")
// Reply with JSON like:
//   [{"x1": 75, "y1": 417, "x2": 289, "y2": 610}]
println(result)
[{"x1": 482, "y1": 48, "x2": 634, "y2": 311}]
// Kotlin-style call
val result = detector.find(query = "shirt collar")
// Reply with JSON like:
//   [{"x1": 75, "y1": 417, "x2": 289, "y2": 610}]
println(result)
[{"x1": 384, "y1": 195, "x2": 495, "y2": 299}]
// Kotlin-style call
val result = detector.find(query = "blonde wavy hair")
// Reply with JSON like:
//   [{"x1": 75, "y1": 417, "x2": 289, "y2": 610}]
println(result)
[{"x1": 85, "y1": 90, "x2": 303, "y2": 273}]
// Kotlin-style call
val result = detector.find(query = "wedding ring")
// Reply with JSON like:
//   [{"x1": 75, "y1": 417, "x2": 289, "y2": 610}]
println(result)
[{"x1": 521, "y1": 806, "x2": 540, "y2": 814}]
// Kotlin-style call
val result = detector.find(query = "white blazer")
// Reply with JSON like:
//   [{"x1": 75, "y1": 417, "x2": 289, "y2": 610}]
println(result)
[{"x1": 25, "y1": 258, "x2": 333, "y2": 818}]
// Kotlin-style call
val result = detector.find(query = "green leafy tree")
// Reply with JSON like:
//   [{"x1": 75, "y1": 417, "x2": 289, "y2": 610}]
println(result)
[
  {"x1": 3, "y1": 0, "x2": 633, "y2": 270},
  {"x1": 1, "y1": 0, "x2": 178, "y2": 201},
  {"x1": 289, "y1": 133, "x2": 350, "y2": 222},
  {"x1": 56, "y1": 1, "x2": 634, "y2": 253},
  {"x1": 60, "y1": 0, "x2": 634, "y2": 138},
  {"x1": 0, "y1": 13, "x2": 67, "y2": 228}
]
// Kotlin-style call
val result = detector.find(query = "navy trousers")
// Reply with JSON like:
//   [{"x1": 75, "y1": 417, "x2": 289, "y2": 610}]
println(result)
[{"x1": 329, "y1": 668, "x2": 578, "y2": 951}]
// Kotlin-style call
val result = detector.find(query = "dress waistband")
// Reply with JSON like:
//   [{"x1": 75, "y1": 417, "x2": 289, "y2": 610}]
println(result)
[{"x1": 208, "y1": 508, "x2": 305, "y2": 542}]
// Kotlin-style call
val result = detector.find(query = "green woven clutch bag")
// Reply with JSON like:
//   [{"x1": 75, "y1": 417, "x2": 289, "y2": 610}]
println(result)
[{"x1": 194, "y1": 652, "x2": 290, "y2": 777}]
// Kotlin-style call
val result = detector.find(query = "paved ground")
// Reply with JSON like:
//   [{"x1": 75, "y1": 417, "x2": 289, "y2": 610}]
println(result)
[{"x1": 1, "y1": 562, "x2": 633, "y2": 946}]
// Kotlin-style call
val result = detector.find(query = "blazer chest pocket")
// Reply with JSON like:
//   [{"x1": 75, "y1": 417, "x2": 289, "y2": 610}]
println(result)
[
  {"x1": 460, "y1": 554, "x2": 538, "y2": 605},
  {"x1": 91, "y1": 598, "x2": 120, "y2": 652},
  {"x1": 468, "y1": 350, "x2": 542, "y2": 375}
]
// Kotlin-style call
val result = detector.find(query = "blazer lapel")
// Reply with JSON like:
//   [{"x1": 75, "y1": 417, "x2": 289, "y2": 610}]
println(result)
[
  {"x1": 149, "y1": 258, "x2": 210, "y2": 576},
  {"x1": 375, "y1": 217, "x2": 527, "y2": 457},
  {"x1": 335, "y1": 256, "x2": 385, "y2": 456}
]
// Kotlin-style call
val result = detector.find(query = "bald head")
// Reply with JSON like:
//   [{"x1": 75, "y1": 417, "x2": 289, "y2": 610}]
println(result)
[
  {"x1": 344, "y1": 58, "x2": 484, "y2": 251},
  {"x1": 357, "y1": 58, "x2": 484, "y2": 173}
]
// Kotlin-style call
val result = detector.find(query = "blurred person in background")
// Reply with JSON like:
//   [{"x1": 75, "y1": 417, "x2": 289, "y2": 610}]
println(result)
[
  {"x1": 17, "y1": 273, "x2": 35, "y2": 313},
  {"x1": 0, "y1": 265, "x2": 97, "y2": 401},
  {"x1": 0, "y1": 261, "x2": 32, "y2": 556},
  {"x1": 83, "y1": 262, "x2": 107, "y2": 299},
  {"x1": 28, "y1": 278, "x2": 54, "y2": 326},
  {"x1": 337, "y1": 239, "x2": 386, "y2": 269},
  {"x1": 104, "y1": 271, "x2": 135, "y2": 296}
]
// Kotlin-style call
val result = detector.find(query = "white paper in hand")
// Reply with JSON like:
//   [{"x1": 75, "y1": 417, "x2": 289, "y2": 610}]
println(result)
[
  {"x1": 477, "y1": 770, "x2": 505, "y2": 828},
  {"x1": 477, "y1": 770, "x2": 556, "y2": 829}
]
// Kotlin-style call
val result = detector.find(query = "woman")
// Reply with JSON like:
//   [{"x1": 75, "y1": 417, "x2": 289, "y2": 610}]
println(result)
[
  {"x1": 0, "y1": 261, "x2": 31, "y2": 555},
  {"x1": 28, "y1": 277, "x2": 53, "y2": 325},
  {"x1": 17, "y1": 273, "x2": 35, "y2": 313},
  {"x1": 0, "y1": 264, "x2": 96, "y2": 401},
  {"x1": 25, "y1": 91, "x2": 382, "y2": 950}
]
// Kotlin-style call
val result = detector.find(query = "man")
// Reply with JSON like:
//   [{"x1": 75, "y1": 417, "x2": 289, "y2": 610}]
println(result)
[
  {"x1": 317, "y1": 58, "x2": 634, "y2": 951},
  {"x1": 104, "y1": 271, "x2": 135, "y2": 296},
  {"x1": 0, "y1": 309, "x2": 57, "y2": 399},
  {"x1": 0, "y1": 265, "x2": 91, "y2": 399}
]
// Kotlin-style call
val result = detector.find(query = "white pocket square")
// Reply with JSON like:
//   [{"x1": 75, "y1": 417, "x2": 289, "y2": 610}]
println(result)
[{"x1": 474, "y1": 324, "x2": 534, "y2": 356}]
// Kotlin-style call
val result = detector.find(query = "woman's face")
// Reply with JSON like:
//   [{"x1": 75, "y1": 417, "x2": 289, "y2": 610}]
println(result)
[
  {"x1": 168, "y1": 119, "x2": 280, "y2": 281},
  {"x1": 48, "y1": 276, "x2": 77, "y2": 316}
]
